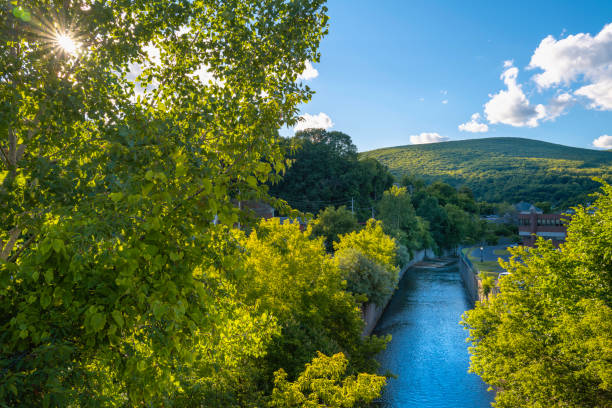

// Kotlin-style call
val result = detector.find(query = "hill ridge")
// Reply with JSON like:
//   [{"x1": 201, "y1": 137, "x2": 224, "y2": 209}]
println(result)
[{"x1": 360, "y1": 137, "x2": 612, "y2": 206}]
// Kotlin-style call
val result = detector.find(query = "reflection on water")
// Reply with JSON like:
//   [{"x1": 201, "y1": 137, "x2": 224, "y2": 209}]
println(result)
[{"x1": 373, "y1": 264, "x2": 495, "y2": 408}]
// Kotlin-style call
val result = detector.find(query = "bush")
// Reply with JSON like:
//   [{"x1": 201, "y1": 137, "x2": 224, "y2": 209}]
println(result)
[
  {"x1": 310, "y1": 206, "x2": 359, "y2": 252},
  {"x1": 336, "y1": 248, "x2": 396, "y2": 306},
  {"x1": 334, "y1": 219, "x2": 399, "y2": 274}
]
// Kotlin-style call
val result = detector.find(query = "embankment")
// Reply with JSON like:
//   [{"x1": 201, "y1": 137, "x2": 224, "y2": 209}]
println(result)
[{"x1": 362, "y1": 248, "x2": 441, "y2": 336}]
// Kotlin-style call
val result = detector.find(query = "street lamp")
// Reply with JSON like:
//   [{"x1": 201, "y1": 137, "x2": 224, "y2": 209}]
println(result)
[{"x1": 480, "y1": 245, "x2": 484, "y2": 262}]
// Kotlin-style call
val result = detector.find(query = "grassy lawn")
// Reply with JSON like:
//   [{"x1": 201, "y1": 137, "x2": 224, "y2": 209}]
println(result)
[
  {"x1": 493, "y1": 248, "x2": 510, "y2": 256},
  {"x1": 463, "y1": 247, "x2": 503, "y2": 274},
  {"x1": 473, "y1": 260, "x2": 502, "y2": 273}
]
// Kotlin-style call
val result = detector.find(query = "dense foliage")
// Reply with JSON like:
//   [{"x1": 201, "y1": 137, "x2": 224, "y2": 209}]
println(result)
[
  {"x1": 461, "y1": 181, "x2": 612, "y2": 408},
  {"x1": 310, "y1": 205, "x2": 358, "y2": 252},
  {"x1": 336, "y1": 248, "x2": 395, "y2": 307},
  {"x1": 238, "y1": 219, "x2": 388, "y2": 386},
  {"x1": 362, "y1": 137, "x2": 612, "y2": 208},
  {"x1": 0, "y1": 1, "x2": 392, "y2": 406},
  {"x1": 403, "y1": 177, "x2": 482, "y2": 251},
  {"x1": 269, "y1": 129, "x2": 394, "y2": 219},
  {"x1": 376, "y1": 185, "x2": 432, "y2": 253},
  {"x1": 333, "y1": 220, "x2": 400, "y2": 307},
  {"x1": 269, "y1": 352, "x2": 386, "y2": 408}
]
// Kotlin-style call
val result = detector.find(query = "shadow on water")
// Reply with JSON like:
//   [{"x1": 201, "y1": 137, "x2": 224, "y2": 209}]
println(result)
[{"x1": 373, "y1": 262, "x2": 495, "y2": 408}]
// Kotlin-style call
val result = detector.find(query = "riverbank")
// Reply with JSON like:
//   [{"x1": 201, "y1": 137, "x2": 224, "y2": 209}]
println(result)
[{"x1": 362, "y1": 248, "x2": 452, "y2": 336}]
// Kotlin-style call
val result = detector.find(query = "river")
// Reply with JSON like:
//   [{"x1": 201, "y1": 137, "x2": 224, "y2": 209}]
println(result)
[{"x1": 373, "y1": 262, "x2": 495, "y2": 407}]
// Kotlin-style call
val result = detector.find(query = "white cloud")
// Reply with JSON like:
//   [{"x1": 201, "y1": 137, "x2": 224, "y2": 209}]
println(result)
[
  {"x1": 409, "y1": 132, "x2": 449, "y2": 144},
  {"x1": 294, "y1": 112, "x2": 334, "y2": 132},
  {"x1": 575, "y1": 78, "x2": 612, "y2": 110},
  {"x1": 543, "y1": 92, "x2": 574, "y2": 121},
  {"x1": 459, "y1": 113, "x2": 489, "y2": 133},
  {"x1": 297, "y1": 61, "x2": 318, "y2": 80},
  {"x1": 528, "y1": 23, "x2": 612, "y2": 110},
  {"x1": 441, "y1": 90, "x2": 448, "y2": 95},
  {"x1": 593, "y1": 134, "x2": 612, "y2": 149},
  {"x1": 503, "y1": 59, "x2": 514, "y2": 68},
  {"x1": 442, "y1": 99, "x2": 448, "y2": 104},
  {"x1": 484, "y1": 64, "x2": 546, "y2": 127}
]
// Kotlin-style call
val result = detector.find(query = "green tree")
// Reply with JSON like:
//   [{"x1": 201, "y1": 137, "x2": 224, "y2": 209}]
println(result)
[
  {"x1": 336, "y1": 248, "x2": 395, "y2": 306},
  {"x1": 0, "y1": 0, "x2": 329, "y2": 405},
  {"x1": 461, "y1": 181, "x2": 612, "y2": 408},
  {"x1": 269, "y1": 130, "x2": 393, "y2": 218},
  {"x1": 335, "y1": 219, "x2": 399, "y2": 275},
  {"x1": 239, "y1": 219, "x2": 386, "y2": 384},
  {"x1": 377, "y1": 185, "x2": 431, "y2": 251},
  {"x1": 269, "y1": 352, "x2": 386, "y2": 408},
  {"x1": 310, "y1": 206, "x2": 359, "y2": 252}
]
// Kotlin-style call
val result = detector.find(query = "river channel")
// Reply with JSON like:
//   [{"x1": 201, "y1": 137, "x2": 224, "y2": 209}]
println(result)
[{"x1": 373, "y1": 262, "x2": 495, "y2": 407}]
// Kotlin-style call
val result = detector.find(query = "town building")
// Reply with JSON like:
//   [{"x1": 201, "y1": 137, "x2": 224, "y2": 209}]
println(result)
[{"x1": 518, "y1": 210, "x2": 567, "y2": 247}]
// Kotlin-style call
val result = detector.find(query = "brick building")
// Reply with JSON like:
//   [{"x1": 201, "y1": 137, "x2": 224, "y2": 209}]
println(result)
[{"x1": 518, "y1": 212, "x2": 567, "y2": 247}]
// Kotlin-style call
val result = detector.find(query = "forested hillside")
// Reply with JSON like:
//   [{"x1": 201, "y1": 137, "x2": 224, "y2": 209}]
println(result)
[{"x1": 361, "y1": 137, "x2": 612, "y2": 207}]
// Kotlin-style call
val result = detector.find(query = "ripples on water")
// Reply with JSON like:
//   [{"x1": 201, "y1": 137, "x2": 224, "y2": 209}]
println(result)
[{"x1": 373, "y1": 264, "x2": 495, "y2": 408}]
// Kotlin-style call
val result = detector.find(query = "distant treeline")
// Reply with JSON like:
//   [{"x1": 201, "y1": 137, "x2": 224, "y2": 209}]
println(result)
[
  {"x1": 270, "y1": 130, "x2": 515, "y2": 254},
  {"x1": 360, "y1": 137, "x2": 612, "y2": 209}
]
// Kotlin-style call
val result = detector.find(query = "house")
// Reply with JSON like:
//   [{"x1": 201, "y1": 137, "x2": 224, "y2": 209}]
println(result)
[
  {"x1": 515, "y1": 201, "x2": 543, "y2": 214},
  {"x1": 240, "y1": 200, "x2": 275, "y2": 219}
]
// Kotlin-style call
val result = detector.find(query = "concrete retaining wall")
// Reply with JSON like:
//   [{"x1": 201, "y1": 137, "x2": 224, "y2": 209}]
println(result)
[
  {"x1": 361, "y1": 248, "x2": 444, "y2": 336},
  {"x1": 459, "y1": 255, "x2": 481, "y2": 303}
]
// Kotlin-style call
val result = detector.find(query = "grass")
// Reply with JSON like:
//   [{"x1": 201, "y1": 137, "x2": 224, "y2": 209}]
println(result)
[
  {"x1": 493, "y1": 249, "x2": 510, "y2": 256},
  {"x1": 463, "y1": 247, "x2": 503, "y2": 274},
  {"x1": 473, "y1": 261, "x2": 502, "y2": 273}
]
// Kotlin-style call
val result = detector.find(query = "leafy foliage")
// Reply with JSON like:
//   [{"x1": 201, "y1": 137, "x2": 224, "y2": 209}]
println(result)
[
  {"x1": 461, "y1": 181, "x2": 612, "y2": 408},
  {"x1": 269, "y1": 129, "x2": 394, "y2": 218},
  {"x1": 336, "y1": 248, "x2": 395, "y2": 306},
  {"x1": 310, "y1": 206, "x2": 358, "y2": 252},
  {"x1": 0, "y1": 0, "x2": 350, "y2": 406},
  {"x1": 269, "y1": 352, "x2": 386, "y2": 408},
  {"x1": 238, "y1": 219, "x2": 388, "y2": 389},
  {"x1": 405, "y1": 178, "x2": 482, "y2": 251},
  {"x1": 335, "y1": 219, "x2": 399, "y2": 275},
  {"x1": 362, "y1": 137, "x2": 612, "y2": 207},
  {"x1": 377, "y1": 185, "x2": 432, "y2": 252}
]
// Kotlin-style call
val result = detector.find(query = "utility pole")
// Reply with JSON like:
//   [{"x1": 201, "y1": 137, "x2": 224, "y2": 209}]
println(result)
[{"x1": 351, "y1": 197, "x2": 354, "y2": 214}]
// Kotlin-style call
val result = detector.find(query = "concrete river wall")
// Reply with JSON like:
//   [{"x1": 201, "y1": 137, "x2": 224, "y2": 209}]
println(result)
[{"x1": 362, "y1": 248, "x2": 441, "y2": 336}]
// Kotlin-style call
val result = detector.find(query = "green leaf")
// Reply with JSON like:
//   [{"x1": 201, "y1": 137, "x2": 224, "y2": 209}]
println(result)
[
  {"x1": 176, "y1": 163, "x2": 187, "y2": 178},
  {"x1": 246, "y1": 175, "x2": 258, "y2": 187},
  {"x1": 90, "y1": 313, "x2": 106, "y2": 332},
  {"x1": 52, "y1": 239, "x2": 64, "y2": 253},
  {"x1": 152, "y1": 302, "x2": 165, "y2": 320},
  {"x1": 111, "y1": 310, "x2": 124, "y2": 328},
  {"x1": 44, "y1": 269, "x2": 54, "y2": 284},
  {"x1": 109, "y1": 192, "x2": 124, "y2": 202},
  {"x1": 40, "y1": 292, "x2": 51, "y2": 309}
]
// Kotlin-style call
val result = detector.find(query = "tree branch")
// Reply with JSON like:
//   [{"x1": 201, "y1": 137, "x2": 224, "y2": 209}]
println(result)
[{"x1": 0, "y1": 228, "x2": 21, "y2": 261}]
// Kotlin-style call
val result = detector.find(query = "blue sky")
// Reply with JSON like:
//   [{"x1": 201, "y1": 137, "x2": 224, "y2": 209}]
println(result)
[{"x1": 288, "y1": 0, "x2": 612, "y2": 152}]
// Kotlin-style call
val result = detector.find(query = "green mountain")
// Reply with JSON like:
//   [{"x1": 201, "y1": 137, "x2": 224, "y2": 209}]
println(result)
[{"x1": 360, "y1": 137, "x2": 612, "y2": 207}]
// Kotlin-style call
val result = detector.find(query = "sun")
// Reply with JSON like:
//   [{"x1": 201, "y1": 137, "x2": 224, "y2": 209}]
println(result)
[{"x1": 55, "y1": 32, "x2": 80, "y2": 55}]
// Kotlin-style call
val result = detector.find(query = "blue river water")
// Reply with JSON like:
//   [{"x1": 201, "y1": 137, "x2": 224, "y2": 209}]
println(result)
[{"x1": 373, "y1": 263, "x2": 495, "y2": 408}]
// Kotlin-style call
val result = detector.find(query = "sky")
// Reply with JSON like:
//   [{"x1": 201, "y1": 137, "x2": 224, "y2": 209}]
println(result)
[{"x1": 285, "y1": 0, "x2": 612, "y2": 152}]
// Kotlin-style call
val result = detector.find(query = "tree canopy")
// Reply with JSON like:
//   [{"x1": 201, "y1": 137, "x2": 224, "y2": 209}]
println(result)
[
  {"x1": 0, "y1": 1, "x2": 400, "y2": 406},
  {"x1": 269, "y1": 129, "x2": 394, "y2": 218},
  {"x1": 461, "y1": 181, "x2": 612, "y2": 408}
]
